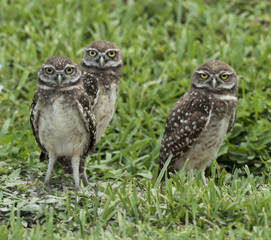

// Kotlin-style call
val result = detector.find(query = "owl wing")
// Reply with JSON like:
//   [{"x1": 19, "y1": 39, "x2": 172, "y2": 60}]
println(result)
[
  {"x1": 227, "y1": 105, "x2": 237, "y2": 133},
  {"x1": 159, "y1": 91, "x2": 211, "y2": 172},
  {"x1": 76, "y1": 93, "x2": 96, "y2": 155},
  {"x1": 81, "y1": 72, "x2": 99, "y2": 107},
  {"x1": 29, "y1": 92, "x2": 48, "y2": 160}
]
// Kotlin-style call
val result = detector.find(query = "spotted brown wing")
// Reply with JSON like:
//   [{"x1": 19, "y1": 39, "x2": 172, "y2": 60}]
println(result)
[
  {"x1": 159, "y1": 91, "x2": 212, "y2": 172},
  {"x1": 81, "y1": 72, "x2": 99, "y2": 107},
  {"x1": 29, "y1": 91, "x2": 47, "y2": 161},
  {"x1": 76, "y1": 93, "x2": 96, "y2": 155},
  {"x1": 227, "y1": 106, "x2": 237, "y2": 133}
]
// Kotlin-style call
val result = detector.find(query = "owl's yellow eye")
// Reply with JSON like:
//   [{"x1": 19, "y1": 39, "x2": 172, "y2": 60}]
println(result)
[
  {"x1": 200, "y1": 73, "x2": 209, "y2": 79},
  {"x1": 88, "y1": 50, "x2": 97, "y2": 57},
  {"x1": 65, "y1": 67, "x2": 74, "y2": 74},
  {"x1": 220, "y1": 74, "x2": 229, "y2": 80},
  {"x1": 107, "y1": 51, "x2": 116, "y2": 58},
  {"x1": 45, "y1": 67, "x2": 54, "y2": 75}
]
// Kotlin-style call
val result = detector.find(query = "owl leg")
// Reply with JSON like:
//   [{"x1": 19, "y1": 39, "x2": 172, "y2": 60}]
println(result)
[
  {"x1": 201, "y1": 171, "x2": 207, "y2": 186},
  {"x1": 71, "y1": 156, "x2": 80, "y2": 190},
  {"x1": 44, "y1": 153, "x2": 57, "y2": 187},
  {"x1": 82, "y1": 171, "x2": 89, "y2": 187}
]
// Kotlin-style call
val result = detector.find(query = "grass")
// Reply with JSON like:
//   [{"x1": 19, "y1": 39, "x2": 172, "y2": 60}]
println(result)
[{"x1": 0, "y1": 0, "x2": 271, "y2": 239}]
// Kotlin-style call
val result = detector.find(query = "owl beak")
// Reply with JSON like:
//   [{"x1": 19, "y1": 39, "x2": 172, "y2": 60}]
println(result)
[
  {"x1": 99, "y1": 56, "x2": 105, "y2": 67},
  {"x1": 57, "y1": 74, "x2": 62, "y2": 85},
  {"x1": 212, "y1": 78, "x2": 217, "y2": 89}
]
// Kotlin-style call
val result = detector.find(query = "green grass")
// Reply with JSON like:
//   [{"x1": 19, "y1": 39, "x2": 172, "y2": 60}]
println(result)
[{"x1": 1, "y1": 0, "x2": 271, "y2": 239}]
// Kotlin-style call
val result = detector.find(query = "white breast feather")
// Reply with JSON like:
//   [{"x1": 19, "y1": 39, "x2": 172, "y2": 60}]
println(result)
[
  {"x1": 38, "y1": 96, "x2": 89, "y2": 157},
  {"x1": 174, "y1": 112, "x2": 231, "y2": 171},
  {"x1": 94, "y1": 84, "x2": 118, "y2": 141}
]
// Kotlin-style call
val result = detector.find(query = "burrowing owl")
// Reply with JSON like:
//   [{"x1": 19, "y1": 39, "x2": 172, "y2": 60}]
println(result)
[
  {"x1": 159, "y1": 60, "x2": 238, "y2": 185},
  {"x1": 80, "y1": 40, "x2": 122, "y2": 142},
  {"x1": 30, "y1": 56, "x2": 96, "y2": 190}
]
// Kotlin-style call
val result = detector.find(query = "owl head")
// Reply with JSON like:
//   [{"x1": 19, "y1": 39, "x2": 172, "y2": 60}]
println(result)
[
  {"x1": 38, "y1": 56, "x2": 81, "y2": 87},
  {"x1": 191, "y1": 60, "x2": 238, "y2": 95},
  {"x1": 80, "y1": 41, "x2": 122, "y2": 70}
]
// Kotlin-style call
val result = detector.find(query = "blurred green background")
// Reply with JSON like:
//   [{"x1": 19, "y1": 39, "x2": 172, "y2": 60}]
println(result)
[
  {"x1": 1, "y1": 0, "x2": 271, "y2": 177},
  {"x1": 1, "y1": 0, "x2": 271, "y2": 239}
]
